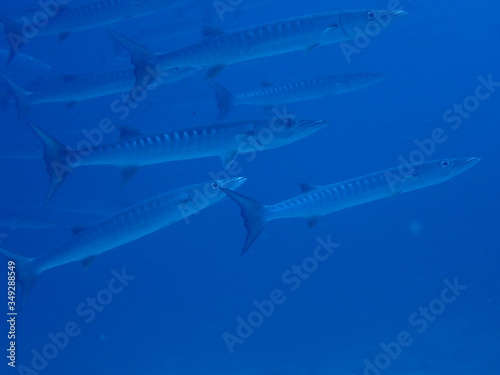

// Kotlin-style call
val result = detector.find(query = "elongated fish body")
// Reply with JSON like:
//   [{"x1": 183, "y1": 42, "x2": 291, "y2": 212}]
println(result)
[
  {"x1": 210, "y1": 73, "x2": 388, "y2": 119},
  {"x1": 0, "y1": 212, "x2": 59, "y2": 230},
  {"x1": 0, "y1": 177, "x2": 246, "y2": 307},
  {"x1": 29, "y1": 118, "x2": 328, "y2": 202},
  {"x1": 159, "y1": 11, "x2": 404, "y2": 68},
  {"x1": 111, "y1": 9, "x2": 406, "y2": 89},
  {"x1": 222, "y1": 158, "x2": 481, "y2": 254},
  {"x1": 4, "y1": 66, "x2": 200, "y2": 125},
  {"x1": 0, "y1": 0, "x2": 188, "y2": 64},
  {"x1": 41, "y1": 0, "x2": 186, "y2": 34},
  {"x1": 2, "y1": 0, "x2": 186, "y2": 37},
  {"x1": 0, "y1": 49, "x2": 52, "y2": 71}
]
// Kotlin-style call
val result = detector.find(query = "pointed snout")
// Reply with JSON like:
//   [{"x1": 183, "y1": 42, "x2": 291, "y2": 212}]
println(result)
[
  {"x1": 300, "y1": 119, "x2": 331, "y2": 130},
  {"x1": 457, "y1": 157, "x2": 481, "y2": 171},
  {"x1": 379, "y1": 10, "x2": 408, "y2": 22},
  {"x1": 221, "y1": 176, "x2": 247, "y2": 191}
]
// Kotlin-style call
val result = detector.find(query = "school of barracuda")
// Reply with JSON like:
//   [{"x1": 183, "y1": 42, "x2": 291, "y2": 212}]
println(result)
[{"x1": 0, "y1": 0, "x2": 479, "y2": 306}]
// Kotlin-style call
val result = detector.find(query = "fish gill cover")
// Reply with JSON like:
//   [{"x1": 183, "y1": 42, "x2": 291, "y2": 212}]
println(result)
[{"x1": 0, "y1": 0, "x2": 498, "y2": 375}]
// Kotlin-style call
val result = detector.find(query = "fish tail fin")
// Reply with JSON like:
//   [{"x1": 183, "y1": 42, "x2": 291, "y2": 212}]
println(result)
[
  {"x1": 27, "y1": 124, "x2": 69, "y2": 203},
  {"x1": 209, "y1": 81, "x2": 234, "y2": 120},
  {"x1": 0, "y1": 15, "x2": 24, "y2": 65},
  {"x1": 3, "y1": 75, "x2": 32, "y2": 126},
  {"x1": 221, "y1": 188, "x2": 271, "y2": 254},
  {"x1": 108, "y1": 31, "x2": 158, "y2": 92},
  {"x1": 0, "y1": 247, "x2": 38, "y2": 309}
]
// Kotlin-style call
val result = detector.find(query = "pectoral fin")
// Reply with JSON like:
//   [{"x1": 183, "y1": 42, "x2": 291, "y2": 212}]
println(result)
[
  {"x1": 81, "y1": 256, "x2": 97, "y2": 272},
  {"x1": 207, "y1": 65, "x2": 226, "y2": 79},
  {"x1": 119, "y1": 166, "x2": 139, "y2": 186},
  {"x1": 324, "y1": 24, "x2": 339, "y2": 33},
  {"x1": 307, "y1": 216, "x2": 323, "y2": 227}
]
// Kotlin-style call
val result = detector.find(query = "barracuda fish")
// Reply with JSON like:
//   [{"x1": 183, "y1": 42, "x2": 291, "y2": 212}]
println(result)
[
  {"x1": 210, "y1": 72, "x2": 389, "y2": 119},
  {"x1": 0, "y1": 212, "x2": 59, "y2": 230},
  {"x1": 0, "y1": 176, "x2": 246, "y2": 307},
  {"x1": 29, "y1": 117, "x2": 328, "y2": 202},
  {"x1": 0, "y1": 0, "x2": 189, "y2": 64},
  {"x1": 3, "y1": 66, "x2": 200, "y2": 125},
  {"x1": 222, "y1": 158, "x2": 480, "y2": 254},
  {"x1": 111, "y1": 9, "x2": 407, "y2": 90},
  {"x1": 0, "y1": 49, "x2": 52, "y2": 70}
]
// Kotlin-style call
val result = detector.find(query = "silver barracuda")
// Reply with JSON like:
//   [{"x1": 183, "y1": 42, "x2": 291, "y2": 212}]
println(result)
[
  {"x1": 0, "y1": 48, "x2": 52, "y2": 70},
  {"x1": 29, "y1": 117, "x2": 328, "y2": 202},
  {"x1": 111, "y1": 9, "x2": 407, "y2": 90},
  {"x1": 209, "y1": 72, "x2": 389, "y2": 119},
  {"x1": 0, "y1": 0, "x2": 189, "y2": 64},
  {"x1": 3, "y1": 66, "x2": 201, "y2": 126},
  {"x1": 222, "y1": 158, "x2": 480, "y2": 254},
  {"x1": 0, "y1": 212, "x2": 59, "y2": 230},
  {"x1": 0, "y1": 176, "x2": 246, "y2": 307}
]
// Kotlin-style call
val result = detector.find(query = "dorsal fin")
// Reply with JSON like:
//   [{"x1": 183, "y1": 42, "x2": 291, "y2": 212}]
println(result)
[
  {"x1": 116, "y1": 125, "x2": 142, "y2": 139},
  {"x1": 62, "y1": 74, "x2": 78, "y2": 82},
  {"x1": 72, "y1": 226, "x2": 86, "y2": 235},
  {"x1": 202, "y1": 26, "x2": 224, "y2": 38},
  {"x1": 299, "y1": 183, "x2": 319, "y2": 193},
  {"x1": 306, "y1": 43, "x2": 321, "y2": 52},
  {"x1": 65, "y1": 101, "x2": 78, "y2": 109},
  {"x1": 59, "y1": 32, "x2": 71, "y2": 42}
]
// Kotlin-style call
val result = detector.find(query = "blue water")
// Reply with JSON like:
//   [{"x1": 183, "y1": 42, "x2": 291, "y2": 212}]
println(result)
[{"x1": 0, "y1": 0, "x2": 499, "y2": 374}]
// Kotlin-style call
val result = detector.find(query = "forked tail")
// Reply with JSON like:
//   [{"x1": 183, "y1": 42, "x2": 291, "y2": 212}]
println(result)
[
  {"x1": 28, "y1": 124, "x2": 70, "y2": 203},
  {"x1": 3, "y1": 75, "x2": 32, "y2": 126},
  {"x1": 0, "y1": 15, "x2": 24, "y2": 65},
  {"x1": 221, "y1": 188, "x2": 271, "y2": 254},
  {"x1": 208, "y1": 81, "x2": 235, "y2": 120},
  {"x1": 0, "y1": 247, "x2": 38, "y2": 309},
  {"x1": 108, "y1": 31, "x2": 159, "y2": 94}
]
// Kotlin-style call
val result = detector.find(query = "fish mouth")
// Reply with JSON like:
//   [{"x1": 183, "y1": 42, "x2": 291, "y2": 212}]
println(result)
[
  {"x1": 456, "y1": 157, "x2": 481, "y2": 171},
  {"x1": 300, "y1": 119, "x2": 331, "y2": 130},
  {"x1": 377, "y1": 10, "x2": 408, "y2": 23},
  {"x1": 220, "y1": 176, "x2": 247, "y2": 190}
]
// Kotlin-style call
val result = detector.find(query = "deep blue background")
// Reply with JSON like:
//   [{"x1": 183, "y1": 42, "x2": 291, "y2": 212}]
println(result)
[{"x1": 0, "y1": 0, "x2": 499, "y2": 374}]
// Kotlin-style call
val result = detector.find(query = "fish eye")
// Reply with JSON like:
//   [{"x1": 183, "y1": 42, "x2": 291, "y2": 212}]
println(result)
[
  {"x1": 367, "y1": 10, "x2": 376, "y2": 20},
  {"x1": 283, "y1": 118, "x2": 294, "y2": 128},
  {"x1": 211, "y1": 181, "x2": 220, "y2": 189},
  {"x1": 441, "y1": 160, "x2": 450, "y2": 168}
]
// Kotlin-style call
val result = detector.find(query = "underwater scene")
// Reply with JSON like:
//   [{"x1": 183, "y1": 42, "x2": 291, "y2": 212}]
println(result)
[{"x1": 0, "y1": 0, "x2": 498, "y2": 374}]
